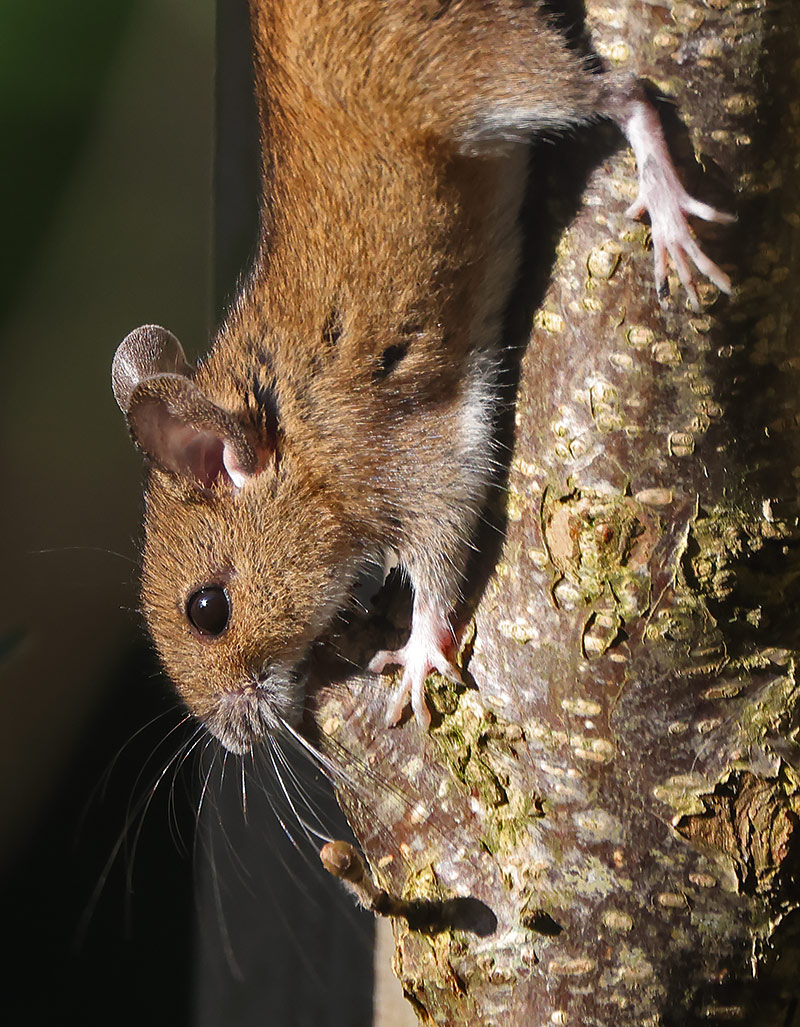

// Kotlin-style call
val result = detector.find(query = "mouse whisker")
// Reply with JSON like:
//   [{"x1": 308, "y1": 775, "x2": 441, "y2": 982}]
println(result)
[
  {"x1": 268, "y1": 735, "x2": 334, "y2": 845},
  {"x1": 76, "y1": 714, "x2": 200, "y2": 946}
]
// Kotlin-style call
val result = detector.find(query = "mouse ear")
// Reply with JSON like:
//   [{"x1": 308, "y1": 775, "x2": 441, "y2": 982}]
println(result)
[
  {"x1": 126, "y1": 376, "x2": 260, "y2": 488},
  {"x1": 112, "y1": 325, "x2": 261, "y2": 489},
  {"x1": 112, "y1": 325, "x2": 192, "y2": 413}
]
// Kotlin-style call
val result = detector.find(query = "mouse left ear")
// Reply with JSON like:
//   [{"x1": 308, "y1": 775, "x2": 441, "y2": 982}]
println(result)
[{"x1": 112, "y1": 325, "x2": 263, "y2": 489}]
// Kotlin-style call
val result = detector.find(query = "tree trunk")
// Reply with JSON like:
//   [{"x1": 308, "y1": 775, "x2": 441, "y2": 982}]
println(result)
[{"x1": 310, "y1": 1, "x2": 800, "y2": 1024}]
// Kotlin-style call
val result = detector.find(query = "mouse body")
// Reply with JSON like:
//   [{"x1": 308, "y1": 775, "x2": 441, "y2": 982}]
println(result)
[{"x1": 113, "y1": 0, "x2": 731, "y2": 751}]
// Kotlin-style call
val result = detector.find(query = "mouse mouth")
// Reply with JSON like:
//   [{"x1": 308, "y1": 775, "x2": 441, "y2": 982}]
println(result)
[{"x1": 205, "y1": 666, "x2": 304, "y2": 754}]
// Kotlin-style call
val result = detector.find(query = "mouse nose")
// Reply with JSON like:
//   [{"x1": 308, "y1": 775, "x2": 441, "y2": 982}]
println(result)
[
  {"x1": 218, "y1": 661, "x2": 304, "y2": 731},
  {"x1": 222, "y1": 678, "x2": 259, "y2": 698}
]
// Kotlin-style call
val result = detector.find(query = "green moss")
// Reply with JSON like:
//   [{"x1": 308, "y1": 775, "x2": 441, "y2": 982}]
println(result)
[
  {"x1": 736, "y1": 660, "x2": 800, "y2": 751},
  {"x1": 430, "y1": 696, "x2": 541, "y2": 863}
]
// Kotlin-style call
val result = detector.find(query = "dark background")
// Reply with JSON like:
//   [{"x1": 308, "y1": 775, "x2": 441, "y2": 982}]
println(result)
[
  {"x1": 0, "y1": 0, "x2": 212, "y2": 1022},
  {"x1": 0, "y1": 1, "x2": 374, "y2": 1023}
]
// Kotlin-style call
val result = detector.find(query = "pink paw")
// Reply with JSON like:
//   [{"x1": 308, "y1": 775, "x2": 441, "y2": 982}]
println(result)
[
  {"x1": 627, "y1": 169, "x2": 734, "y2": 311},
  {"x1": 624, "y1": 101, "x2": 735, "y2": 311},
  {"x1": 369, "y1": 641, "x2": 461, "y2": 729}
]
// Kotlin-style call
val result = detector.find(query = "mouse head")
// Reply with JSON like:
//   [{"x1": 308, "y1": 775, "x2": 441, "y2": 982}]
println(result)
[{"x1": 113, "y1": 325, "x2": 361, "y2": 753}]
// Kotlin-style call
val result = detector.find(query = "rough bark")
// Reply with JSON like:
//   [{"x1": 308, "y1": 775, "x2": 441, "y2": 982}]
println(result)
[{"x1": 308, "y1": 2, "x2": 800, "y2": 1024}]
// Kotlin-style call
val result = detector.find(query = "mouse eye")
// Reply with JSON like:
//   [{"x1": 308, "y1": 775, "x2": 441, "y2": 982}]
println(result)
[{"x1": 186, "y1": 585, "x2": 230, "y2": 637}]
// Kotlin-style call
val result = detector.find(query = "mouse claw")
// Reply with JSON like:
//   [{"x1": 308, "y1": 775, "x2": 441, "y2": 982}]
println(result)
[
  {"x1": 624, "y1": 197, "x2": 648, "y2": 221},
  {"x1": 387, "y1": 671, "x2": 432, "y2": 730}
]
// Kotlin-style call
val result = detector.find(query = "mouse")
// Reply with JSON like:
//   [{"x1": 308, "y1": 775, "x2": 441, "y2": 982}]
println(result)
[{"x1": 112, "y1": 0, "x2": 732, "y2": 753}]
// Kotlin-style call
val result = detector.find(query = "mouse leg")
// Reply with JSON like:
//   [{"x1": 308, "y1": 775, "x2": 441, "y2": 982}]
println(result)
[
  {"x1": 368, "y1": 593, "x2": 462, "y2": 729},
  {"x1": 385, "y1": 2, "x2": 733, "y2": 305}
]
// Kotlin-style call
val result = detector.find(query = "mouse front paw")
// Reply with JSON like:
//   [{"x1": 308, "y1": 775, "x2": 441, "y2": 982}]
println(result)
[
  {"x1": 369, "y1": 644, "x2": 461, "y2": 729},
  {"x1": 368, "y1": 597, "x2": 461, "y2": 729}
]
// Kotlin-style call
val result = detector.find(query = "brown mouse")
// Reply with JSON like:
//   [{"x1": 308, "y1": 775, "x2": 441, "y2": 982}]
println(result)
[{"x1": 112, "y1": 0, "x2": 732, "y2": 752}]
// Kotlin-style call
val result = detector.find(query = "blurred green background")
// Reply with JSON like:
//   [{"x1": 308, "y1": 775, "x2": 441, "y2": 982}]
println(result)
[{"x1": 0, "y1": 0, "x2": 213, "y2": 1020}]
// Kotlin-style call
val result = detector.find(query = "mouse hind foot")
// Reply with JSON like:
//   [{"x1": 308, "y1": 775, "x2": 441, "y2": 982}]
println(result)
[{"x1": 621, "y1": 99, "x2": 734, "y2": 310}]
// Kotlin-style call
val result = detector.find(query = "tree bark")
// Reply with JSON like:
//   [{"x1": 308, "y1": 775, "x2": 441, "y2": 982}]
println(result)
[{"x1": 310, "y1": 1, "x2": 800, "y2": 1024}]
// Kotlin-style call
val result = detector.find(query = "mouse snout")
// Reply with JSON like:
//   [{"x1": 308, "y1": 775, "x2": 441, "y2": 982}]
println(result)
[
  {"x1": 207, "y1": 686, "x2": 275, "y2": 753},
  {"x1": 204, "y1": 664, "x2": 303, "y2": 753}
]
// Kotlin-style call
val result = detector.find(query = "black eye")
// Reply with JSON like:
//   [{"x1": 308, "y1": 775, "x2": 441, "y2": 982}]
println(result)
[{"x1": 186, "y1": 586, "x2": 230, "y2": 637}]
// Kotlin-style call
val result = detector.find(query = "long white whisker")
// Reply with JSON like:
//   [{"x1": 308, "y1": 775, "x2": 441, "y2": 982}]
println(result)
[
  {"x1": 196, "y1": 735, "x2": 221, "y2": 824},
  {"x1": 267, "y1": 735, "x2": 334, "y2": 844},
  {"x1": 81, "y1": 708, "x2": 189, "y2": 829},
  {"x1": 276, "y1": 716, "x2": 419, "y2": 836},
  {"x1": 265, "y1": 739, "x2": 329, "y2": 849},
  {"x1": 240, "y1": 755, "x2": 249, "y2": 821},
  {"x1": 166, "y1": 725, "x2": 210, "y2": 852},
  {"x1": 76, "y1": 717, "x2": 197, "y2": 945},
  {"x1": 198, "y1": 811, "x2": 244, "y2": 980}
]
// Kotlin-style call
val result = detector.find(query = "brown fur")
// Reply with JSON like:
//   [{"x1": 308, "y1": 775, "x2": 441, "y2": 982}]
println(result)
[{"x1": 113, "y1": 0, "x2": 726, "y2": 748}]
